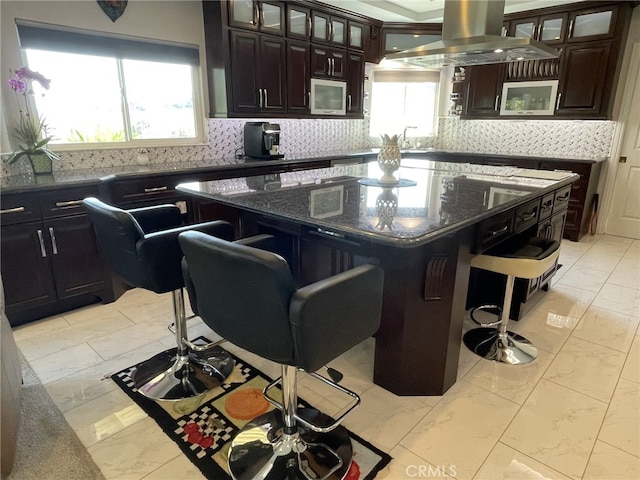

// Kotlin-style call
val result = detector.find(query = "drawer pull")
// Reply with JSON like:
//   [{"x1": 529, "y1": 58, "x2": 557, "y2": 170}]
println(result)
[
  {"x1": 37, "y1": 229, "x2": 47, "y2": 257},
  {"x1": 55, "y1": 200, "x2": 83, "y2": 208},
  {"x1": 542, "y1": 200, "x2": 553, "y2": 209},
  {"x1": 555, "y1": 192, "x2": 570, "y2": 201},
  {"x1": 143, "y1": 186, "x2": 169, "y2": 193},
  {"x1": 518, "y1": 211, "x2": 537, "y2": 221},
  {"x1": 49, "y1": 227, "x2": 59, "y2": 255},
  {"x1": 488, "y1": 225, "x2": 509, "y2": 237},
  {"x1": 0, "y1": 206, "x2": 25, "y2": 214}
]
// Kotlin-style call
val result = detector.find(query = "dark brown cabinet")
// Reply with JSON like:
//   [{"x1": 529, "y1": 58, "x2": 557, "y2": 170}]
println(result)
[
  {"x1": 311, "y1": 10, "x2": 347, "y2": 46},
  {"x1": 229, "y1": 30, "x2": 286, "y2": 114},
  {"x1": 286, "y1": 39, "x2": 311, "y2": 114},
  {"x1": 0, "y1": 186, "x2": 110, "y2": 326},
  {"x1": 311, "y1": 45, "x2": 346, "y2": 79},
  {"x1": 464, "y1": 64, "x2": 506, "y2": 117},
  {"x1": 227, "y1": 0, "x2": 285, "y2": 35},
  {"x1": 459, "y1": 1, "x2": 631, "y2": 120},
  {"x1": 346, "y1": 51, "x2": 364, "y2": 115},
  {"x1": 203, "y1": 0, "x2": 378, "y2": 118},
  {"x1": 556, "y1": 41, "x2": 611, "y2": 115}
]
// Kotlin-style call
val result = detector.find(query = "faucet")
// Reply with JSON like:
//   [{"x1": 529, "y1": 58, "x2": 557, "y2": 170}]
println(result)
[{"x1": 402, "y1": 126, "x2": 417, "y2": 149}]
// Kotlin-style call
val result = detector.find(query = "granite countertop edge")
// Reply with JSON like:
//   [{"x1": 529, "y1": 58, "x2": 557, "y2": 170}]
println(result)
[{"x1": 1, "y1": 150, "x2": 606, "y2": 192}]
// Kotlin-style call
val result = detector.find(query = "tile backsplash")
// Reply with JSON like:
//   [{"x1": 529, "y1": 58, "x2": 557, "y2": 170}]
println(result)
[{"x1": 1, "y1": 117, "x2": 615, "y2": 176}]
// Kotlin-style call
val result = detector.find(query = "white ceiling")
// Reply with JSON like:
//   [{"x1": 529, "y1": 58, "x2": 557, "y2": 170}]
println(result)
[{"x1": 316, "y1": 0, "x2": 587, "y2": 23}]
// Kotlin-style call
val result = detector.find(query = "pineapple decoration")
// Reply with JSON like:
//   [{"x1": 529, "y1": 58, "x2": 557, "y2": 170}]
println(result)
[{"x1": 378, "y1": 133, "x2": 401, "y2": 184}]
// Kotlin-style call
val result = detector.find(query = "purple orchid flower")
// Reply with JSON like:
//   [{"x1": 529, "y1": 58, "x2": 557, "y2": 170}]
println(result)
[
  {"x1": 14, "y1": 66, "x2": 51, "y2": 90},
  {"x1": 8, "y1": 77, "x2": 26, "y2": 92}
]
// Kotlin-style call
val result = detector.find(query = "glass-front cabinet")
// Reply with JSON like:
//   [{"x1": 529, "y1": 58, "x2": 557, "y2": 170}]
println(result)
[
  {"x1": 567, "y1": 5, "x2": 618, "y2": 42},
  {"x1": 287, "y1": 5, "x2": 310, "y2": 38},
  {"x1": 312, "y1": 11, "x2": 346, "y2": 46},
  {"x1": 500, "y1": 80, "x2": 559, "y2": 116},
  {"x1": 509, "y1": 13, "x2": 567, "y2": 45},
  {"x1": 348, "y1": 21, "x2": 363, "y2": 50},
  {"x1": 228, "y1": 1, "x2": 285, "y2": 35}
]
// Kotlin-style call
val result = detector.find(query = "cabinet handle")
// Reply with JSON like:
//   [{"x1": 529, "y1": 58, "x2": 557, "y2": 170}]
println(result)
[
  {"x1": 263, "y1": 88, "x2": 268, "y2": 108},
  {"x1": 55, "y1": 200, "x2": 83, "y2": 208},
  {"x1": 37, "y1": 229, "x2": 47, "y2": 257},
  {"x1": 556, "y1": 192, "x2": 570, "y2": 201},
  {"x1": 48, "y1": 227, "x2": 58, "y2": 255},
  {"x1": 519, "y1": 211, "x2": 537, "y2": 221},
  {"x1": 347, "y1": 94, "x2": 352, "y2": 111},
  {"x1": 143, "y1": 186, "x2": 168, "y2": 193},
  {"x1": 307, "y1": 17, "x2": 312, "y2": 37},
  {"x1": 556, "y1": 92, "x2": 562, "y2": 110},
  {"x1": 536, "y1": 23, "x2": 542, "y2": 40},
  {"x1": 568, "y1": 19, "x2": 574, "y2": 39},
  {"x1": 260, "y1": 7, "x2": 264, "y2": 27},
  {"x1": 488, "y1": 224, "x2": 509, "y2": 237},
  {"x1": 494, "y1": 95, "x2": 500, "y2": 111},
  {"x1": 542, "y1": 200, "x2": 553, "y2": 210},
  {"x1": 0, "y1": 206, "x2": 25, "y2": 214},
  {"x1": 307, "y1": 91, "x2": 310, "y2": 106},
  {"x1": 328, "y1": 22, "x2": 332, "y2": 41},
  {"x1": 253, "y1": 3, "x2": 259, "y2": 26},
  {"x1": 258, "y1": 88, "x2": 263, "y2": 108}
]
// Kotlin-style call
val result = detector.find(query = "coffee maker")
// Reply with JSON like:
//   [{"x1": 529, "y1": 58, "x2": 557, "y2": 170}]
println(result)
[{"x1": 243, "y1": 122, "x2": 284, "y2": 159}]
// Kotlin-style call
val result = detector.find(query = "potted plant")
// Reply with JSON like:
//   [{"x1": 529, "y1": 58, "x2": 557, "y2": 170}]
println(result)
[{"x1": 5, "y1": 66, "x2": 59, "y2": 174}]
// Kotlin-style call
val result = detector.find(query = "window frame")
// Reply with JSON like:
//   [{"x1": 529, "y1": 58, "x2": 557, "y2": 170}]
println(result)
[{"x1": 17, "y1": 21, "x2": 206, "y2": 150}]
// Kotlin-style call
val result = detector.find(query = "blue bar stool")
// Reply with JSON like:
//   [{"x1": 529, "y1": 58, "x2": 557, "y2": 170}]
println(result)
[{"x1": 463, "y1": 237, "x2": 560, "y2": 365}]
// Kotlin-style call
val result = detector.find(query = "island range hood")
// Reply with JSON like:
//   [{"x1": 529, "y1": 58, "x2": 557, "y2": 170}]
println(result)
[{"x1": 385, "y1": 0, "x2": 559, "y2": 68}]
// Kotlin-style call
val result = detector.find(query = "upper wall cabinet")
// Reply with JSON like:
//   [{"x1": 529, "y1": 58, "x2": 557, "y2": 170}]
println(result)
[
  {"x1": 379, "y1": 23, "x2": 442, "y2": 62},
  {"x1": 566, "y1": 5, "x2": 619, "y2": 42},
  {"x1": 203, "y1": 0, "x2": 380, "y2": 118},
  {"x1": 459, "y1": 1, "x2": 632, "y2": 120},
  {"x1": 228, "y1": 1, "x2": 286, "y2": 35},
  {"x1": 508, "y1": 13, "x2": 568, "y2": 45}
]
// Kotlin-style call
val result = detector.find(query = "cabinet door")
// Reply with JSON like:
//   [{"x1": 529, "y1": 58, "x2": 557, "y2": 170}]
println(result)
[
  {"x1": 258, "y1": 1, "x2": 285, "y2": 36},
  {"x1": 346, "y1": 51, "x2": 364, "y2": 115},
  {"x1": 45, "y1": 215, "x2": 107, "y2": 300},
  {"x1": 538, "y1": 13, "x2": 568, "y2": 44},
  {"x1": 556, "y1": 41, "x2": 611, "y2": 115},
  {"x1": 228, "y1": 0, "x2": 259, "y2": 30},
  {"x1": 567, "y1": 5, "x2": 617, "y2": 43},
  {"x1": 229, "y1": 30, "x2": 261, "y2": 113},
  {"x1": 286, "y1": 40, "x2": 311, "y2": 114},
  {"x1": 1, "y1": 222, "x2": 56, "y2": 313},
  {"x1": 510, "y1": 17, "x2": 537, "y2": 39},
  {"x1": 348, "y1": 21, "x2": 364, "y2": 50},
  {"x1": 311, "y1": 46, "x2": 345, "y2": 79},
  {"x1": 312, "y1": 11, "x2": 330, "y2": 43},
  {"x1": 330, "y1": 17, "x2": 347, "y2": 46},
  {"x1": 260, "y1": 36, "x2": 286, "y2": 112},
  {"x1": 287, "y1": 5, "x2": 311, "y2": 39},
  {"x1": 464, "y1": 64, "x2": 505, "y2": 117},
  {"x1": 228, "y1": 1, "x2": 284, "y2": 35}
]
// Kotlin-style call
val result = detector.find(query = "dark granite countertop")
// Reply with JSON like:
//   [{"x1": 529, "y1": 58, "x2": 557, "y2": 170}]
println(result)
[
  {"x1": 177, "y1": 159, "x2": 579, "y2": 247},
  {"x1": 1, "y1": 149, "x2": 595, "y2": 194}
]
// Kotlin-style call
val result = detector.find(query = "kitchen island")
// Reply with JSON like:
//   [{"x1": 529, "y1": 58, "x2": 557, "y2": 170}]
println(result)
[{"x1": 177, "y1": 159, "x2": 578, "y2": 395}]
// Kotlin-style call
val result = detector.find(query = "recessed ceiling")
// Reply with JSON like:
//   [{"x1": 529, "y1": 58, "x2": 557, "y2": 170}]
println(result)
[{"x1": 316, "y1": 0, "x2": 587, "y2": 23}]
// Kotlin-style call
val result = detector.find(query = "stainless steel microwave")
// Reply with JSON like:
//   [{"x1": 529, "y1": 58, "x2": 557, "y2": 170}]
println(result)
[{"x1": 310, "y1": 78, "x2": 346, "y2": 116}]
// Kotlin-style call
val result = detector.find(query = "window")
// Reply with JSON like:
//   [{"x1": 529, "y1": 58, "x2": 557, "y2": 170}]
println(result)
[
  {"x1": 17, "y1": 22, "x2": 203, "y2": 147},
  {"x1": 369, "y1": 68, "x2": 440, "y2": 141}
]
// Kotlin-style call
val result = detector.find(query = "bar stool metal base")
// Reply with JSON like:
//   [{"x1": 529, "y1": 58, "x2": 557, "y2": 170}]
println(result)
[
  {"x1": 228, "y1": 408, "x2": 352, "y2": 480},
  {"x1": 463, "y1": 328, "x2": 537, "y2": 365},
  {"x1": 131, "y1": 346, "x2": 234, "y2": 401}
]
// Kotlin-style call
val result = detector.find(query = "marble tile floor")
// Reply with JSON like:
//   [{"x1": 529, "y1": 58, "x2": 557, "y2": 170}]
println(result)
[{"x1": 12, "y1": 234, "x2": 640, "y2": 480}]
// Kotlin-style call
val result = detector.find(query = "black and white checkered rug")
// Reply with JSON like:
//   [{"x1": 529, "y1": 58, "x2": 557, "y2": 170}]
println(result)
[{"x1": 111, "y1": 338, "x2": 391, "y2": 479}]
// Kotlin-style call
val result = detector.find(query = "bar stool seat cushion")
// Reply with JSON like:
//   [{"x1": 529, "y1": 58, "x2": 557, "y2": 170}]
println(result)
[{"x1": 471, "y1": 237, "x2": 560, "y2": 279}]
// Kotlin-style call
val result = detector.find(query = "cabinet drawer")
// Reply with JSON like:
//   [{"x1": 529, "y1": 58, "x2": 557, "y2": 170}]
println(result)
[
  {"x1": 514, "y1": 198, "x2": 540, "y2": 233},
  {"x1": 539, "y1": 192, "x2": 554, "y2": 221},
  {"x1": 112, "y1": 176, "x2": 181, "y2": 205},
  {"x1": 0, "y1": 193, "x2": 41, "y2": 225},
  {"x1": 552, "y1": 185, "x2": 571, "y2": 213},
  {"x1": 476, "y1": 209, "x2": 513, "y2": 252},
  {"x1": 39, "y1": 185, "x2": 100, "y2": 218}
]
